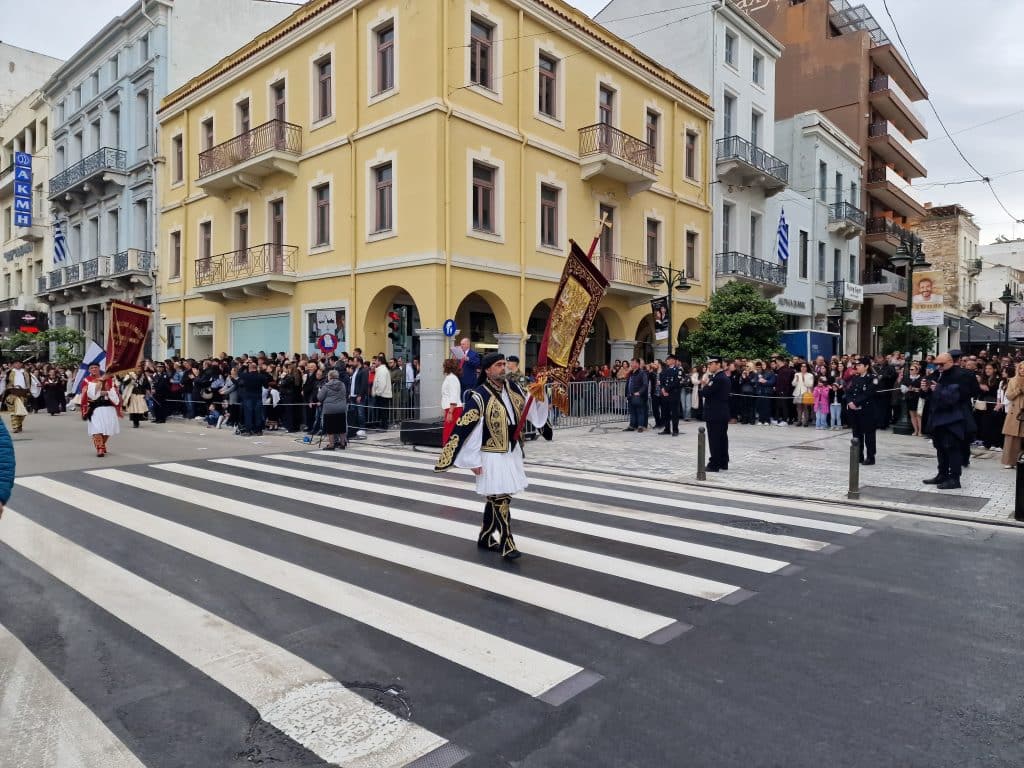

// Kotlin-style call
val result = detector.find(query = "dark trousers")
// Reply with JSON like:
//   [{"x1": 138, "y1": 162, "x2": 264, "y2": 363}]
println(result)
[
  {"x1": 707, "y1": 419, "x2": 729, "y2": 468},
  {"x1": 628, "y1": 396, "x2": 646, "y2": 429},
  {"x1": 651, "y1": 395, "x2": 664, "y2": 426},
  {"x1": 663, "y1": 394, "x2": 681, "y2": 433},
  {"x1": 756, "y1": 395, "x2": 772, "y2": 424},
  {"x1": 152, "y1": 396, "x2": 167, "y2": 423},
  {"x1": 242, "y1": 398, "x2": 263, "y2": 433},
  {"x1": 773, "y1": 397, "x2": 790, "y2": 422},
  {"x1": 851, "y1": 414, "x2": 876, "y2": 461},
  {"x1": 740, "y1": 396, "x2": 756, "y2": 424},
  {"x1": 934, "y1": 427, "x2": 963, "y2": 480}
]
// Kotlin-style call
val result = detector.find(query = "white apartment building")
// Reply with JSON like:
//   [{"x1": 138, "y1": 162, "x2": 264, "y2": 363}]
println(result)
[
  {"x1": 977, "y1": 239, "x2": 1024, "y2": 337},
  {"x1": 765, "y1": 112, "x2": 864, "y2": 353},
  {"x1": 0, "y1": 43, "x2": 63, "y2": 121},
  {"x1": 597, "y1": 0, "x2": 789, "y2": 298}
]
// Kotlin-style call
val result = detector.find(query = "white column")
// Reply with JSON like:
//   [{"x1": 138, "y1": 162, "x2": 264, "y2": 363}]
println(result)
[
  {"x1": 609, "y1": 339, "x2": 636, "y2": 364},
  {"x1": 495, "y1": 333, "x2": 523, "y2": 361},
  {"x1": 415, "y1": 328, "x2": 447, "y2": 421}
]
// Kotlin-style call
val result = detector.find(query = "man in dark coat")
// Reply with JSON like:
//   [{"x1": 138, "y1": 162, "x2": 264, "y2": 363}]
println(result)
[
  {"x1": 703, "y1": 357, "x2": 732, "y2": 472},
  {"x1": 846, "y1": 357, "x2": 878, "y2": 465},
  {"x1": 658, "y1": 354, "x2": 683, "y2": 436},
  {"x1": 924, "y1": 352, "x2": 973, "y2": 489},
  {"x1": 457, "y1": 337, "x2": 481, "y2": 394}
]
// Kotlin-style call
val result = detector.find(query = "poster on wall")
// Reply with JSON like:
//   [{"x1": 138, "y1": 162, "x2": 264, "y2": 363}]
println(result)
[
  {"x1": 307, "y1": 308, "x2": 347, "y2": 356},
  {"x1": 910, "y1": 270, "x2": 943, "y2": 327},
  {"x1": 650, "y1": 296, "x2": 669, "y2": 341}
]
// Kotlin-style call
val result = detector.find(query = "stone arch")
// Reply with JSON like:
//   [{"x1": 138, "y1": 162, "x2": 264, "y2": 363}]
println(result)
[
  {"x1": 525, "y1": 299, "x2": 553, "y2": 369},
  {"x1": 452, "y1": 289, "x2": 515, "y2": 353},
  {"x1": 362, "y1": 284, "x2": 423, "y2": 361},
  {"x1": 634, "y1": 315, "x2": 655, "y2": 362}
]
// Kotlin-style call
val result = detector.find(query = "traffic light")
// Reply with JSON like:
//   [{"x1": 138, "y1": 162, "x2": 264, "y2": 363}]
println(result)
[{"x1": 387, "y1": 311, "x2": 401, "y2": 342}]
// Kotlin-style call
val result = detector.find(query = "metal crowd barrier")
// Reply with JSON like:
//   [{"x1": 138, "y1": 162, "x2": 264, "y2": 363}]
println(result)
[{"x1": 550, "y1": 379, "x2": 628, "y2": 429}]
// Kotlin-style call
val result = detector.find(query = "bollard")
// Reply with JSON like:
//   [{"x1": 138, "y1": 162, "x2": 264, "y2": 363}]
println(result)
[
  {"x1": 697, "y1": 426, "x2": 707, "y2": 481},
  {"x1": 1016, "y1": 451, "x2": 1024, "y2": 522},
  {"x1": 847, "y1": 437, "x2": 861, "y2": 500}
]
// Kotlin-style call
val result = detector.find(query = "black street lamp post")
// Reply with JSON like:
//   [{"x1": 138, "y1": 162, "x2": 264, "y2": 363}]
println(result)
[
  {"x1": 831, "y1": 296, "x2": 851, "y2": 357},
  {"x1": 890, "y1": 237, "x2": 931, "y2": 436},
  {"x1": 999, "y1": 284, "x2": 1018, "y2": 352},
  {"x1": 647, "y1": 266, "x2": 692, "y2": 359},
  {"x1": 965, "y1": 304, "x2": 981, "y2": 351}
]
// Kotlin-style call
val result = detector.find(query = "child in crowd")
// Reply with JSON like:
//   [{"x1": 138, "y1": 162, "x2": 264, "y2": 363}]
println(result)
[
  {"x1": 813, "y1": 376, "x2": 831, "y2": 430},
  {"x1": 205, "y1": 402, "x2": 223, "y2": 428}
]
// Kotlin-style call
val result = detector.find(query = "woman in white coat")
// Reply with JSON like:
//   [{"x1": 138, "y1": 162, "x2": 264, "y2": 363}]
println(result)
[{"x1": 792, "y1": 362, "x2": 815, "y2": 427}]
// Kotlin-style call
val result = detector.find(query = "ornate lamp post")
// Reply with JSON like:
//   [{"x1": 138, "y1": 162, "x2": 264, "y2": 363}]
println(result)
[
  {"x1": 890, "y1": 237, "x2": 931, "y2": 436},
  {"x1": 999, "y1": 284, "x2": 1018, "y2": 352},
  {"x1": 647, "y1": 266, "x2": 692, "y2": 358}
]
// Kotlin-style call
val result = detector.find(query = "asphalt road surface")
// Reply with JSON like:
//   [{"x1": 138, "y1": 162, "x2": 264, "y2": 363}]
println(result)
[{"x1": 1, "y1": 443, "x2": 1022, "y2": 767}]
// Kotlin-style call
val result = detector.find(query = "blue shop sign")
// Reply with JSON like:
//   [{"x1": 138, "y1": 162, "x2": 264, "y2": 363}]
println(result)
[{"x1": 12, "y1": 153, "x2": 32, "y2": 228}]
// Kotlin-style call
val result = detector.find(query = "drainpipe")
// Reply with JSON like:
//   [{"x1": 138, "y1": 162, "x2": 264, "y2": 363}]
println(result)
[
  {"x1": 517, "y1": 9, "x2": 527, "y2": 358},
  {"x1": 441, "y1": 0, "x2": 452, "y2": 324},
  {"x1": 142, "y1": 0, "x2": 162, "y2": 357}
]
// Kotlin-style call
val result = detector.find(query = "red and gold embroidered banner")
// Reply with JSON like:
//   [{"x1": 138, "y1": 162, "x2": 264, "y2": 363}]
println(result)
[{"x1": 105, "y1": 300, "x2": 152, "y2": 375}]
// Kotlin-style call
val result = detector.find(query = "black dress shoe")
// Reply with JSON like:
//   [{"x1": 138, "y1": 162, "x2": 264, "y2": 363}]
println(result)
[
  {"x1": 922, "y1": 475, "x2": 948, "y2": 485},
  {"x1": 860, "y1": 459, "x2": 875, "y2": 465},
  {"x1": 705, "y1": 466, "x2": 720, "y2": 472},
  {"x1": 937, "y1": 480, "x2": 961, "y2": 490},
  {"x1": 659, "y1": 430, "x2": 671, "y2": 435}
]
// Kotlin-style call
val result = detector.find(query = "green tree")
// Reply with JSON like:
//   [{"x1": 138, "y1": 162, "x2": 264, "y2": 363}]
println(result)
[
  {"x1": 684, "y1": 281, "x2": 786, "y2": 361},
  {"x1": 878, "y1": 312, "x2": 935, "y2": 356},
  {"x1": 2, "y1": 327, "x2": 86, "y2": 367}
]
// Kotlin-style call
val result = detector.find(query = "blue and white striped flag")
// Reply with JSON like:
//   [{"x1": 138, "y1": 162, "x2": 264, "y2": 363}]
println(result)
[
  {"x1": 72, "y1": 340, "x2": 107, "y2": 395},
  {"x1": 776, "y1": 208, "x2": 789, "y2": 263},
  {"x1": 54, "y1": 220, "x2": 68, "y2": 263}
]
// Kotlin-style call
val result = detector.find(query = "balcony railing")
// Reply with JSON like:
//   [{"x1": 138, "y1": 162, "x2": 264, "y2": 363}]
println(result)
[
  {"x1": 198, "y1": 120, "x2": 303, "y2": 179},
  {"x1": 578, "y1": 123, "x2": 655, "y2": 175},
  {"x1": 595, "y1": 252, "x2": 654, "y2": 288},
  {"x1": 967, "y1": 258, "x2": 982, "y2": 276},
  {"x1": 715, "y1": 136, "x2": 789, "y2": 185},
  {"x1": 195, "y1": 243, "x2": 297, "y2": 287},
  {"x1": 869, "y1": 74, "x2": 926, "y2": 122},
  {"x1": 865, "y1": 216, "x2": 911, "y2": 241},
  {"x1": 861, "y1": 268, "x2": 907, "y2": 294},
  {"x1": 715, "y1": 251, "x2": 787, "y2": 288},
  {"x1": 47, "y1": 269, "x2": 64, "y2": 288},
  {"x1": 828, "y1": 202, "x2": 866, "y2": 228},
  {"x1": 49, "y1": 147, "x2": 127, "y2": 197},
  {"x1": 111, "y1": 249, "x2": 153, "y2": 273}
]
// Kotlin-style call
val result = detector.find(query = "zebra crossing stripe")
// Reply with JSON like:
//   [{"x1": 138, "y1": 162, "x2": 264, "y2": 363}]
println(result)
[
  {"x1": 209, "y1": 458, "x2": 744, "y2": 600},
  {"x1": 297, "y1": 453, "x2": 834, "y2": 552},
  {"x1": 0, "y1": 508, "x2": 452, "y2": 768},
  {"x1": 319, "y1": 451, "x2": 864, "y2": 535},
  {"x1": 0, "y1": 621, "x2": 148, "y2": 768},
  {"x1": 24, "y1": 474, "x2": 595, "y2": 702},
  {"x1": 265, "y1": 454, "x2": 791, "y2": 573},
  {"x1": 116, "y1": 466, "x2": 681, "y2": 640}
]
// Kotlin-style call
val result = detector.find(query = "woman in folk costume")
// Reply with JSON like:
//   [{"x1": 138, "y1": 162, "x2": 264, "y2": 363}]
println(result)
[
  {"x1": 80, "y1": 363, "x2": 121, "y2": 457},
  {"x1": 435, "y1": 352, "x2": 550, "y2": 560},
  {"x1": 121, "y1": 365, "x2": 152, "y2": 428}
]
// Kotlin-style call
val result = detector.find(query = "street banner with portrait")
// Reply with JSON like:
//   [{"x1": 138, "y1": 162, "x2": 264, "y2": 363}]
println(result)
[
  {"x1": 910, "y1": 270, "x2": 943, "y2": 327},
  {"x1": 650, "y1": 296, "x2": 669, "y2": 340}
]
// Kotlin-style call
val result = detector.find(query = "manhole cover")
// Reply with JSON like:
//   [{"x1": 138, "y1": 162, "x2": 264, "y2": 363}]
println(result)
[
  {"x1": 789, "y1": 445, "x2": 824, "y2": 451},
  {"x1": 724, "y1": 519, "x2": 793, "y2": 535}
]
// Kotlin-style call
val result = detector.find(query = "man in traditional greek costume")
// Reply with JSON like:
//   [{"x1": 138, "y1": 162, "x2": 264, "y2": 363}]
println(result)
[
  {"x1": 80, "y1": 363, "x2": 121, "y2": 457},
  {"x1": 0, "y1": 360, "x2": 40, "y2": 433},
  {"x1": 435, "y1": 353, "x2": 549, "y2": 560}
]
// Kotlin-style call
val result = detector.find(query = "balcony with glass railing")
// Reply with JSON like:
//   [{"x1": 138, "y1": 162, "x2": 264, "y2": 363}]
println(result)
[
  {"x1": 194, "y1": 243, "x2": 299, "y2": 299},
  {"x1": 715, "y1": 136, "x2": 788, "y2": 195},
  {"x1": 578, "y1": 124, "x2": 657, "y2": 195},
  {"x1": 48, "y1": 147, "x2": 127, "y2": 199},
  {"x1": 715, "y1": 251, "x2": 787, "y2": 294},
  {"x1": 861, "y1": 268, "x2": 907, "y2": 302},
  {"x1": 197, "y1": 120, "x2": 302, "y2": 194},
  {"x1": 869, "y1": 75, "x2": 927, "y2": 140},
  {"x1": 828, "y1": 202, "x2": 866, "y2": 240},
  {"x1": 868, "y1": 121, "x2": 925, "y2": 179},
  {"x1": 866, "y1": 165, "x2": 925, "y2": 219}
]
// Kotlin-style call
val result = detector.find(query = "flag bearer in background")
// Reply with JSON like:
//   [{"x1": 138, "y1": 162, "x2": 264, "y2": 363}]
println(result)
[{"x1": 0, "y1": 360, "x2": 41, "y2": 433}]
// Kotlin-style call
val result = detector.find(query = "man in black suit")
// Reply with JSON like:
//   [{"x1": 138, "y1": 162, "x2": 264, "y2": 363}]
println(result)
[
  {"x1": 347, "y1": 357, "x2": 369, "y2": 438},
  {"x1": 846, "y1": 357, "x2": 878, "y2": 465},
  {"x1": 703, "y1": 357, "x2": 732, "y2": 472}
]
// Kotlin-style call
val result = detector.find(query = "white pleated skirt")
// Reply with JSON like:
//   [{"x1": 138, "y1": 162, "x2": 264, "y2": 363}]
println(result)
[
  {"x1": 88, "y1": 406, "x2": 121, "y2": 436},
  {"x1": 473, "y1": 444, "x2": 529, "y2": 496}
]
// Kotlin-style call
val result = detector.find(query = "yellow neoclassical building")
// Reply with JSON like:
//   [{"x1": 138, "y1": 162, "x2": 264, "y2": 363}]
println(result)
[{"x1": 156, "y1": 0, "x2": 713, "y2": 387}]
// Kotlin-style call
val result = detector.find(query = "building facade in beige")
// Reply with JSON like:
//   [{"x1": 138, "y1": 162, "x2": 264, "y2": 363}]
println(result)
[{"x1": 156, "y1": 0, "x2": 714, "y2": 396}]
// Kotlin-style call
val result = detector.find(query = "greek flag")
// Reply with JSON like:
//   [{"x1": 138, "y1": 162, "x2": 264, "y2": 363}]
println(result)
[
  {"x1": 54, "y1": 220, "x2": 68, "y2": 263},
  {"x1": 72, "y1": 340, "x2": 107, "y2": 395},
  {"x1": 776, "y1": 208, "x2": 789, "y2": 263}
]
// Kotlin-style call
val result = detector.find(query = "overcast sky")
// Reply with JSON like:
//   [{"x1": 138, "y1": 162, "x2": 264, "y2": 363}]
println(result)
[{"x1": 3, "y1": 0, "x2": 1021, "y2": 242}]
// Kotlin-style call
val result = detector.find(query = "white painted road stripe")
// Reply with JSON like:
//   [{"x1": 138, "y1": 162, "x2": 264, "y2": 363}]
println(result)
[
  {"x1": 316, "y1": 451, "x2": 863, "y2": 535},
  {"x1": 0, "y1": 621, "x2": 148, "y2": 768},
  {"x1": 266, "y1": 454, "x2": 790, "y2": 573},
  {"x1": 351, "y1": 446, "x2": 888, "y2": 521},
  {"x1": 145, "y1": 464, "x2": 680, "y2": 637},
  {"x1": 24, "y1": 475, "x2": 589, "y2": 701},
  {"x1": 0, "y1": 509, "x2": 448, "y2": 768},
  {"x1": 296, "y1": 454, "x2": 832, "y2": 552},
  {"x1": 211, "y1": 458, "x2": 743, "y2": 600}
]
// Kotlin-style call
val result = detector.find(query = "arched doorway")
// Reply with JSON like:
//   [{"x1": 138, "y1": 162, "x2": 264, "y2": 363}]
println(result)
[
  {"x1": 583, "y1": 311, "x2": 611, "y2": 367},
  {"x1": 363, "y1": 286, "x2": 422, "y2": 361},
  {"x1": 634, "y1": 315, "x2": 655, "y2": 362},
  {"x1": 525, "y1": 300, "x2": 552, "y2": 369},
  {"x1": 453, "y1": 290, "x2": 513, "y2": 354}
]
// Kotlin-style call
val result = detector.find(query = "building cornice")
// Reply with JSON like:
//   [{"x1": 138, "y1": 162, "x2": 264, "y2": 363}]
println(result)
[{"x1": 720, "y1": 0, "x2": 784, "y2": 58}]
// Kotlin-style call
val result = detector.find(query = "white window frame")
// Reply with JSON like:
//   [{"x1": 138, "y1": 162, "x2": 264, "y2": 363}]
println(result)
[
  {"x1": 199, "y1": 113, "x2": 215, "y2": 151},
  {"x1": 365, "y1": 149, "x2": 398, "y2": 243},
  {"x1": 724, "y1": 28, "x2": 738, "y2": 70},
  {"x1": 168, "y1": 228, "x2": 182, "y2": 282},
  {"x1": 197, "y1": 217, "x2": 214, "y2": 281},
  {"x1": 265, "y1": 190, "x2": 289, "y2": 250},
  {"x1": 684, "y1": 228, "x2": 701, "y2": 281},
  {"x1": 749, "y1": 210, "x2": 763, "y2": 260},
  {"x1": 367, "y1": 9, "x2": 399, "y2": 106},
  {"x1": 644, "y1": 211, "x2": 665, "y2": 270},
  {"x1": 533, "y1": 41, "x2": 565, "y2": 128},
  {"x1": 233, "y1": 203, "x2": 252, "y2": 256},
  {"x1": 752, "y1": 50, "x2": 764, "y2": 88},
  {"x1": 536, "y1": 172, "x2": 566, "y2": 255},
  {"x1": 596, "y1": 75, "x2": 619, "y2": 127},
  {"x1": 644, "y1": 101, "x2": 663, "y2": 168},
  {"x1": 170, "y1": 132, "x2": 184, "y2": 187},
  {"x1": 464, "y1": 3, "x2": 503, "y2": 103},
  {"x1": 466, "y1": 148, "x2": 505, "y2": 244},
  {"x1": 266, "y1": 70, "x2": 289, "y2": 123},
  {"x1": 309, "y1": 175, "x2": 335, "y2": 254},
  {"x1": 233, "y1": 93, "x2": 253, "y2": 135},
  {"x1": 684, "y1": 127, "x2": 700, "y2": 182}
]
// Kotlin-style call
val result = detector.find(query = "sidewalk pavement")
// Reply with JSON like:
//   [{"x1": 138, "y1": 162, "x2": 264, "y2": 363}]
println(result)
[{"x1": 517, "y1": 419, "x2": 1018, "y2": 524}]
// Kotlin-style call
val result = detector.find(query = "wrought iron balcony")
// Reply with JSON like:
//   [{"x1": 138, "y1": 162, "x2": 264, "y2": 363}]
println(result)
[
  {"x1": 864, "y1": 216, "x2": 912, "y2": 257},
  {"x1": 715, "y1": 135, "x2": 788, "y2": 195},
  {"x1": 48, "y1": 147, "x2": 127, "y2": 198},
  {"x1": 578, "y1": 123, "x2": 657, "y2": 195},
  {"x1": 828, "y1": 202, "x2": 866, "y2": 239},
  {"x1": 966, "y1": 258, "x2": 982, "y2": 277},
  {"x1": 35, "y1": 249, "x2": 155, "y2": 297},
  {"x1": 197, "y1": 120, "x2": 302, "y2": 193},
  {"x1": 715, "y1": 251, "x2": 787, "y2": 292},
  {"x1": 195, "y1": 243, "x2": 299, "y2": 298},
  {"x1": 595, "y1": 252, "x2": 655, "y2": 290}
]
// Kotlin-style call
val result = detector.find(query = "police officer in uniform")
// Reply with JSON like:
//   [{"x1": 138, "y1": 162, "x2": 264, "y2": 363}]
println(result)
[
  {"x1": 658, "y1": 354, "x2": 683, "y2": 436},
  {"x1": 846, "y1": 356, "x2": 878, "y2": 465},
  {"x1": 703, "y1": 357, "x2": 732, "y2": 471}
]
